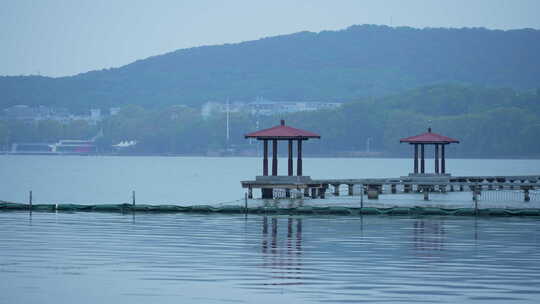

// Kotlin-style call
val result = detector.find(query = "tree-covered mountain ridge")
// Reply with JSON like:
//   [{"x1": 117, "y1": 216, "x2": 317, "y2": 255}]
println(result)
[{"x1": 1, "y1": 24, "x2": 540, "y2": 111}]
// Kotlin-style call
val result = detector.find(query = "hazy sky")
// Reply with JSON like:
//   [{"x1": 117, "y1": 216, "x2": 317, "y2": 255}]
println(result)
[{"x1": 1, "y1": 0, "x2": 539, "y2": 77}]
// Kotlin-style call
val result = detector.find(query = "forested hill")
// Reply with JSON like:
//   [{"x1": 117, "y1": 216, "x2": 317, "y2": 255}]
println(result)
[{"x1": 2, "y1": 25, "x2": 540, "y2": 111}]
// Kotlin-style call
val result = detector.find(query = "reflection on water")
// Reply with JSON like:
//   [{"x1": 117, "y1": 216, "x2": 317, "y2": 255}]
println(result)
[
  {"x1": 413, "y1": 220, "x2": 446, "y2": 252},
  {"x1": 1, "y1": 212, "x2": 540, "y2": 304},
  {"x1": 261, "y1": 217, "x2": 303, "y2": 286}
]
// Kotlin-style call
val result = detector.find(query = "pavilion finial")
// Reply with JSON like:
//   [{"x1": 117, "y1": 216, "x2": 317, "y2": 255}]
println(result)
[{"x1": 280, "y1": 119, "x2": 285, "y2": 126}]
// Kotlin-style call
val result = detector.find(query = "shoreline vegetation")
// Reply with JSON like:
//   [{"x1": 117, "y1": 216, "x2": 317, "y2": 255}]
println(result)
[{"x1": 1, "y1": 84, "x2": 540, "y2": 158}]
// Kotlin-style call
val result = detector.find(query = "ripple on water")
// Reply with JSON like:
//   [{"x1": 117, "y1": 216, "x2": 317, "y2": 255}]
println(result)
[{"x1": 0, "y1": 212, "x2": 539, "y2": 303}]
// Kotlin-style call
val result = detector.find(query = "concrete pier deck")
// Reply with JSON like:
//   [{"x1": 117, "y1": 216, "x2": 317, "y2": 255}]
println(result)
[{"x1": 241, "y1": 175, "x2": 540, "y2": 202}]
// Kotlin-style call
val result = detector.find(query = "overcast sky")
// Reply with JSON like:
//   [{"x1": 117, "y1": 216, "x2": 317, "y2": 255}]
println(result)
[{"x1": 1, "y1": 0, "x2": 539, "y2": 77}]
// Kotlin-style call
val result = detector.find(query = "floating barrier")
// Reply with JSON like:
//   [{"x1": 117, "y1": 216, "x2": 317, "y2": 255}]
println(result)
[{"x1": 1, "y1": 202, "x2": 540, "y2": 217}]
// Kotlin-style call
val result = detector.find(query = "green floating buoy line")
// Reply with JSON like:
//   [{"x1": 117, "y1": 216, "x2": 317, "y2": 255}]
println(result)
[{"x1": 2, "y1": 201, "x2": 540, "y2": 217}]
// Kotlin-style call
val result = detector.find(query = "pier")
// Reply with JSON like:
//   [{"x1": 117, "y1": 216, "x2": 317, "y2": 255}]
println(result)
[
  {"x1": 242, "y1": 123, "x2": 539, "y2": 203},
  {"x1": 241, "y1": 175, "x2": 540, "y2": 202}
]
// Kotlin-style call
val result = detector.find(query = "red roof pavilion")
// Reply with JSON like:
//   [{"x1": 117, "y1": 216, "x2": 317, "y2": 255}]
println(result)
[
  {"x1": 400, "y1": 128, "x2": 459, "y2": 144},
  {"x1": 400, "y1": 128, "x2": 459, "y2": 175},
  {"x1": 245, "y1": 121, "x2": 320, "y2": 139},
  {"x1": 245, "y1": 120, "x2": 320, "y2": 178}
]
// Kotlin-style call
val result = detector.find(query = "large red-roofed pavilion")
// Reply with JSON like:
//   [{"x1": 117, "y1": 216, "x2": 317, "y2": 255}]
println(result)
[
  {"x1": 400, "y1": 128, "x2": 459, "y2": 175},
  {"x1": 245, "y1": 120, "x2": 320, "y2": 177}
]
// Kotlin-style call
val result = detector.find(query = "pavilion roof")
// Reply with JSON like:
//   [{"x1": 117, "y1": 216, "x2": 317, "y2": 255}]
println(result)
[
  {"x1": 245, "y1": 120, "x2": 320, "y2": 139},
  {"x1": 400, "y1": 128, "x2": 459, "y2": 144}
]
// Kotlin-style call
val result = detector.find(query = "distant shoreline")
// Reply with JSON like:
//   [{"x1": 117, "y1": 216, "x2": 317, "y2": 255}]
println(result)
[{"x1": 1, "y1": 151, "x2": 539, "y2": 160}]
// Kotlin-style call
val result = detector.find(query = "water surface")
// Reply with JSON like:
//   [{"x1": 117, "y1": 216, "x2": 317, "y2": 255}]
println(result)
[
  {"x1": 1, "y1": 156, "x2": 539, "y2": 204},
  {"x1": 1, "y1": 212, "x2": 539, "y2": 303}
]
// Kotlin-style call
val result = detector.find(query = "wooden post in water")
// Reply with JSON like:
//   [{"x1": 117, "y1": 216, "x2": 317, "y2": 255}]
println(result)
[
  {"x1": 244, "y1": 192, "x2": 248, "y2": 212},
  {"x1": 472, "y1": 185, "x2": 479, "y2": 214},
  {"x1": 132, "y1": 190, "x2": 136, "y2": 206},
  {"x1": 423, "y1": 187, "x2": 429, "y2": 201},
  {"x1": 360, "y1": 184, "x2": 364, "y2": 208},
  {"x1": 29, "y1": 190, "x2": 32, "y2": 211}
]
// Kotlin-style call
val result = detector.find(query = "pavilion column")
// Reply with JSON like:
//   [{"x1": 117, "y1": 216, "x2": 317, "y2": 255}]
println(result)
[
  {"x1": 288, "y1": 140, "x2": 293, "y2": 176},
  {"x1": 414, "y1": 144, "x2": 418, "y2": 174},
  {"x1": 420, "y1": 144, "x2": 425, "y2": 174},
  {"x1": 272, "y1": 139, "x2": 278, "y2": 176},
  {"x1": 263, "y1": 140, "x2": 268, "y2": 176},
  {"x1": 297, "y1": 140, "x2": 303, "y2": 176},
  {"x1": 441, "y1": 144, "x2": 446, "y2": 174},
  {"x1": 435, "y1": 144, "x2": 440, "y2": 174}
]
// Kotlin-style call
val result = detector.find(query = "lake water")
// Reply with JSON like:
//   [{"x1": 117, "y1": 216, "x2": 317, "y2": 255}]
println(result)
[
  {"x1": 1, "y1": 155, "x2": 539, "y2": 204},
  {"x1": 2, "y1": 156, "x2": 540, "y2": 303},
  {"x1": 1, "y1": 212, "x2": 539, "y2": 303}
]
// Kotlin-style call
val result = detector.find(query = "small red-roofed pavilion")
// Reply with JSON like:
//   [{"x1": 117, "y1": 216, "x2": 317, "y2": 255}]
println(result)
[
  {"x1": 400, "y1": 128, "x2": 459, "y2": 175},
  {"x1": 245, "y1": 120, "x2": 320, "y2": 177}
]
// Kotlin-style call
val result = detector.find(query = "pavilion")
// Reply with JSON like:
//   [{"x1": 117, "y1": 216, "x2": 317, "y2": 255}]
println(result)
[
  {"x1": 400, "y1": 128, "x2": 459, "y2": 176},
  {"x1": 245, "y1": 120, "x2": 320, "y2": 198},
  {"x1": 245, "y1": 120, "x2": 320, "y2": 177}
]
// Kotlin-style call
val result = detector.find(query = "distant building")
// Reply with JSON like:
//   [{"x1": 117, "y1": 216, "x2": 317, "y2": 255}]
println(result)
[
  {"x1": 109, "y1": 107, "x2": 120, "y2": 116},
  {"x1": 201, "y1": 97, "x2": 342, "y2": 118},
  {"x1": 2, "y1": 105, "x2": 104, "y2": 125}
]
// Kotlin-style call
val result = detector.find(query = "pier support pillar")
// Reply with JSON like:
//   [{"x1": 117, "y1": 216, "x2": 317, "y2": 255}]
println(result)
[
  {"x1": 248, "y1": 187, "x2": 253, "y2": 199},
  {"x1": 262, "y1": 188, "x2": 273, "y2": 199},
  {"x1": 459, "y1": 184, "x2": 464, "y2": 192},
  {"x1": 404, "y1": 184, "x2": 411, "y2": 193},
  {"x1": 310, "y1": 188, "x2": 317, "y2": 199},
  {"x1": 319, "y1": 186, "x2": 327, "y2": 199},
  {"x1": 524, "y1": 188, "x2": 530, "y2": 202},
  {"x1": 391, "y1": 184, "x2": 397, "y2": 194},
  {"x1": 367, "y1": 190, "x2": 379, "y2": 200},
  {"x1": 439, "y1": 185, "x2": 446, "y2": 193},
  {"x1": 285, "y1": 189, "x2": 290, "y2": 198},
  {"x1": 367, "y1": 185, "x2": 379, "y2": 199},
  {"x1": 348, "y1": 184, "x2": 354, "y2": 196},
  {"x1": 304, "y1": 188, "x2": 309, "y2": 197},
  {"x1": 333, "y1": 184, "x2": 340, "y2": 196},
  {"x1": 423, "y1": 189, "x2": 429, "y2": 201},
  {"x1": 449, "y1": 184, "x2": 454, "y2": 192}
]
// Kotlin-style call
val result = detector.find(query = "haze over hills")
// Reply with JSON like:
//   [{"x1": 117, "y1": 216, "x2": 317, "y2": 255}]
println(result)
[{"x1": 1, "y1": 24, "x2": 540, "y2": 111}]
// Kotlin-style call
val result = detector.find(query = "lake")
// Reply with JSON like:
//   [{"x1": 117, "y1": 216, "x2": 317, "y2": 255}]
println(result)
[
  {"x1": 1, "y1": 155, "x2": 539, "y2": 204},
  {"x1": 1, "y1": 156, "x2": 540, "y2": 303},
  {"x1": 1, "y1": 212, "x2": 539, "y2": 303}
]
